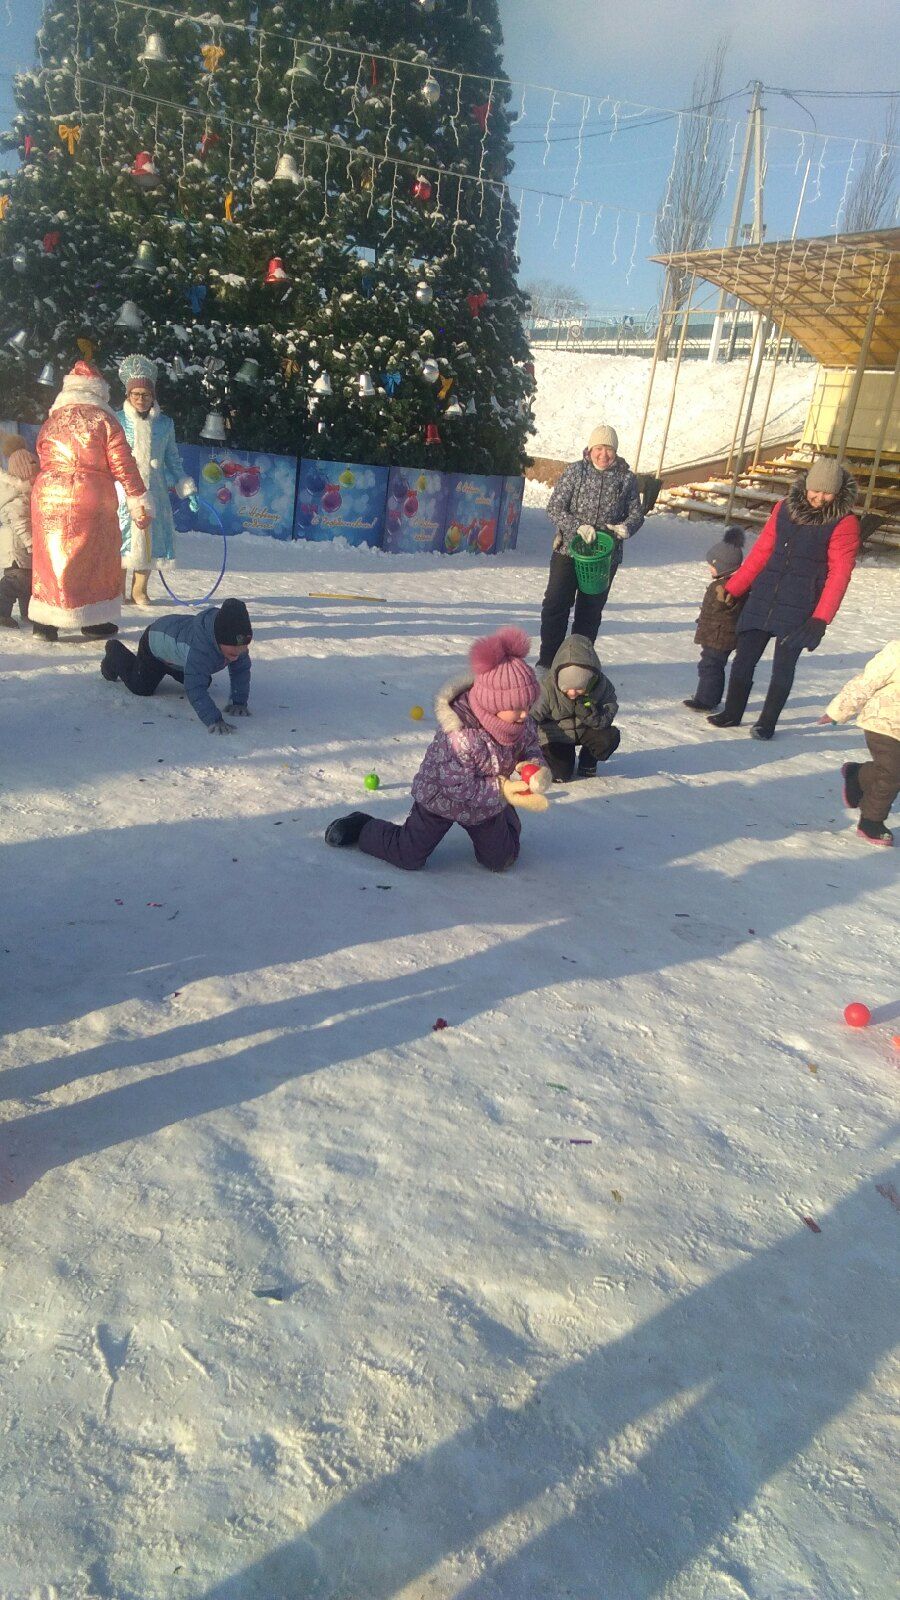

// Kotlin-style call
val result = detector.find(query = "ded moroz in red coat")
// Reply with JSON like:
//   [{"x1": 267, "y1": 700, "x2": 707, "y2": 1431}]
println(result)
[
  {"x1": 724, "y1": 472, "x2": 860, "y2": 639},
  {"x1": 30, "y1": 362, "x2": 150, "y2": 630}
]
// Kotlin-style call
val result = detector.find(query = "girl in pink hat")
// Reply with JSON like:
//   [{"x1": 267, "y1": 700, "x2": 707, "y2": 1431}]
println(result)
[{"x1": 326, "y1": 627, "x2": 552, "y2": 872}]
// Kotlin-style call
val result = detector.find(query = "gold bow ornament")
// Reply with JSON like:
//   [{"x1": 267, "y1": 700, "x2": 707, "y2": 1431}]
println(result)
[
  {"x1": 0, "y1": 196, "x2": 10, "y2": 220},
  {"x1": 58, "y1": 123, "x2": 82, "y2": 156},
  {"x1": 224, "y1": 189, "x2": 234, "y2": 223},
  {"x1": 201, "y1": 44, "x2": 226, "y2": 73},
  {"x1": 438, "y1": 376, "x2": 455, "y2": 401}
]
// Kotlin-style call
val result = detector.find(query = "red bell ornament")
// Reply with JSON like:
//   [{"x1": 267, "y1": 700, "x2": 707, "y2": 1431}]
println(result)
[
  {"x1": 264, "y1": 256, "x2": 290, "y2": 284},
  {"x1": 425, "y1": 424, "x2": 442, "y2": 446},
  {"x1": 467, "y1": 291, "x2": 488, "y2": 318},
  {"x1": 412, "y1": 174, "x2": 432, "y2": 202},
  {"x1": 42, "y1": 231, "x2": 61, "y2": 254}
]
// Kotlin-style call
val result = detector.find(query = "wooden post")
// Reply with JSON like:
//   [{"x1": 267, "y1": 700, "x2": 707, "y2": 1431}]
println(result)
[
  {"x1": 633, "y1": 265, "x2": 672, "y2": 473},
  {"x1": 862, "y1": 349, "x2": 900, "y2": 513},
  {"x1": 725, "y1": 302, "x2": 772, "y2": 518},
  {"x1": 725, "y1": 321, "x2": 758, "y2": 477},
  {"x1": 836, "y1": 286, "x2": 882, "y2": 465},
  {"x1": 656, "y1": 274, "x2": 696, "y2": 477},
  {"x1": 751, "y1": 313, "x2": 787, "y2": 469}
]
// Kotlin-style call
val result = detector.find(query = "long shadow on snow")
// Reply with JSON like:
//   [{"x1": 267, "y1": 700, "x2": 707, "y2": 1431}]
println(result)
[{"x1": 190, "y1": 1167, "x2": 900, "y2": 1600}]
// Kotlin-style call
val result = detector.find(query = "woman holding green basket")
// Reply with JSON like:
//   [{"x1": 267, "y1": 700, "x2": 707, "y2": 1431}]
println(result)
[{"x1": 538, "y1": 425, "x2": 644, "y2": 671}]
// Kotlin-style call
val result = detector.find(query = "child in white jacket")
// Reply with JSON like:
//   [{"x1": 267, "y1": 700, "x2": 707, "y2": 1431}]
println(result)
[
  {"x1": 822, "y1": 640, "x2": 900, "y2": 846},
  {"x1": 0, "y1": 463, "x2": 33, "y2": 627}
]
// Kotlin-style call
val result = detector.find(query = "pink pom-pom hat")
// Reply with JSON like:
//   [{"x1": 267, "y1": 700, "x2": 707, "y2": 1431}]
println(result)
[{"x1": 468, "y1": 626, "x2": 539, "y2": 721}]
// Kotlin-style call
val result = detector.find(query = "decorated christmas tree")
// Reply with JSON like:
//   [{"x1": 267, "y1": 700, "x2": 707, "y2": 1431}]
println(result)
[{"x1": 0, "y1": 1, "x2": 534, "y2": 472}]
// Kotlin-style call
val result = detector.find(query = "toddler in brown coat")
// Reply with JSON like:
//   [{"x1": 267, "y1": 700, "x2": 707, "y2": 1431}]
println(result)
[{"x1": 684, "y1": 527, "x2": 745, "y2": 711}]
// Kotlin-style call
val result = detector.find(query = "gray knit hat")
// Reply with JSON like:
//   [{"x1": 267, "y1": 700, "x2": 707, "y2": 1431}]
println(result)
[
  {"x1": 557, "y1": 662, "x2": 595, "y2": 694},
  {"x1": 806, "y1": 458, "x2": 844, "y2": 495},
  {"x1": 706, "y1": 525, "x2": 745, "y2": 577}
]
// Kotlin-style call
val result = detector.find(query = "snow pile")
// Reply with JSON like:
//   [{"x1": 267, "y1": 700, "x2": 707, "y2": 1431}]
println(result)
[
  {"x1": 0, "y1": 517, "x2": 897, "y2": 1597},
  {"x1": 528, "y1": 350, "x2": 818, "y2": 478}
]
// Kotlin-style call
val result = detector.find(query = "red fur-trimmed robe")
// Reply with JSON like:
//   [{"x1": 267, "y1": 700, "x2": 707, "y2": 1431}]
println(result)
[{"x1": 30, "y1": 370, "x2": 149, "y2": 630}]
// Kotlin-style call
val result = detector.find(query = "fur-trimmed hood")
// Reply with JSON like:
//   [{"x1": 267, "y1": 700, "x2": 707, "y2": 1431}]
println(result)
[
  {"x1": 49, "y1": 370, "x2": 118, "y2": 421},
  {"x1": 789, "y1": 471, "x2": 858, "y2": 524},
  {"x1": 434, "y1": 673, "x2": 477, "y2": 734},
  {"x1": 0, "y1": 463, "x2": 31, "y2": 507}
]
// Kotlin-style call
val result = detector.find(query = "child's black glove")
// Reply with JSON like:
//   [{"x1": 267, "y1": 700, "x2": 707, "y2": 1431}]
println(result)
[{"x1": 792, "y1": 618, "x2": 826, "y2": 652}]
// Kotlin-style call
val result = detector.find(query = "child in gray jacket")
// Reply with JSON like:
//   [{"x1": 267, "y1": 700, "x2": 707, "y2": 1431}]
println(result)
[
  {"x1": 0, "y1": 463, "x2": 33, "y2": 627},
  {"x1": 100, "y1": 599, "x2": 252, "y2": 732},
  {"x1": 533, "y1": 634, "x2": 620, "y2": 780}
]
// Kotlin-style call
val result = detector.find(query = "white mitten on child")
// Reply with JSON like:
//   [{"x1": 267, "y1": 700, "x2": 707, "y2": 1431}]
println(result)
[
  {"x1": 576, "y1": 523, "x2": 597, "y2": 544},
  {"x1": 502, "y1": 775, "x2": 550, "y2": 813}
]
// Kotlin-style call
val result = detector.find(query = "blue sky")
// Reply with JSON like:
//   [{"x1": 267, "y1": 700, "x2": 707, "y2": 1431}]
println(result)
[{"x1": 2, "y1": 1, "x2": 896, "y2": 311}]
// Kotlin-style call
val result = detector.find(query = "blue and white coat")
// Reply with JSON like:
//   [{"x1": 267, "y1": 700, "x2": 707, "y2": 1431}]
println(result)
[{"x1": 117, "y1": 401, "x2": 195, "y2": 569}]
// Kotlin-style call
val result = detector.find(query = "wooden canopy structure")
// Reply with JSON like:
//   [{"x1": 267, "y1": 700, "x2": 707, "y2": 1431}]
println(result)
[{"x1": 652, "y1": 228, "x2": 900, "y2": 370}]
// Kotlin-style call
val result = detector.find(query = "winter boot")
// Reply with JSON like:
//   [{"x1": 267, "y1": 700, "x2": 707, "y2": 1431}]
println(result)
[
  {"x1": 857, "y1": 819, "x2": 893, "y2": 847},
  {"x1": 32, "y1": 621, "x2": 58, "y2": 642},
  {"x1": 576, "y1": 753, "x2": 598, "y2": 778},
  {"x1": 683, "y1": 696, "x2": 717, "y2": 712},
  {"x1": 707, "y1": 710, "x2": 742, "y2": 728},
  {"x1": 131, "y1": 570, "x2": 151, "y2": 605},
  {"x1": 81, "y1": 622, "x2": 119, "y2": 639},
  {"x1": 750, "y1": 723, "x2": 775, "y2": 741},
  {"x1": 0, "y1": 614, "x2": 18, "y2": 629},
  {"x1": 100, "y1": 642, "x2": 119, "y2": 682},
  {"x1": 325, "y1": 812, "x2": 372, "y2": 848},
  {"x1": 841, "y1": 762, "x2": 862, "y2": 809}
]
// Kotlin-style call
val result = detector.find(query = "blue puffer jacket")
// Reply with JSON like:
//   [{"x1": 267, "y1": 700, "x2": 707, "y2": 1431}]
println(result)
[{"x1": 147, "y1": 607, "x2": 250, "y2": 727}]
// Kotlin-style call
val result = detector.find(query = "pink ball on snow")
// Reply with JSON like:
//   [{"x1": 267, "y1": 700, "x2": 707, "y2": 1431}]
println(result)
[{"x1": 843, "y1": 1002, "x2": 871, "y2": 1028}]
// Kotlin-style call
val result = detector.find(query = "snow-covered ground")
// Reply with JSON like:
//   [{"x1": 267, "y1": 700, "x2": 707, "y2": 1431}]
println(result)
[
  {"x1": 527, "y1": 351, "x2": 817, "y2": 488},
  {"x1": 1, "y1": 514, "x2": 898, "y2": 1600}
]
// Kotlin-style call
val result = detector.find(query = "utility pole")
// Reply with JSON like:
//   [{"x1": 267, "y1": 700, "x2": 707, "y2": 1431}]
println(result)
[{"x1": 707, "y1": 81, "x2": 763, "y2": 365}]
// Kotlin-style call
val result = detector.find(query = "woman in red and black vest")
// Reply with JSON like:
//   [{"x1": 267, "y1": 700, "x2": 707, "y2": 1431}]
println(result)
[{"x1": 707, "y1": 459, "x2": 860, "y2": 740}]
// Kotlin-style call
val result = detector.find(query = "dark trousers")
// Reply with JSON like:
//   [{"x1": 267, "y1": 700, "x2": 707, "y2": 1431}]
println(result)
[
  {"x1": 538, "y1": 551, "x2": 616, "y2": 667},
  {"x1": 858, "y1": 731, "x2": 900, "y2": 824},
  {"x1": 104, "y1": 628, "x2": 184, "y2": 696},
  {"x1": 359, "y1": 800, "x2": 522, "y2": 873},
  {"x1": 694, "y1": 646, "x2": 731, "y2": 708},
  {"x1": 0, "y1": 562, "x2": 31, "y2": 619},
  {"x1": 543, "y1": 725, "x2": 621, "y2": 781},
  {"x1": 722, "y1": 628, "x2": 805, "y2": 731}
]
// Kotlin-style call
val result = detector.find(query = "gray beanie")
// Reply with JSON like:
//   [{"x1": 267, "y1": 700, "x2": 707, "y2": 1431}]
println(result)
[
  {"x1": 706, "y1": 525, "x2": 745, "y2": 577},
  {"x1": 557, "y1": 662, "x2": 595, "y2": 694},
  {"x1": 805, "y1": 457, "x2": 844, "y2": 495},
  {"x1": 588, "y1": 424, "x2": 618, "y2": 452}
]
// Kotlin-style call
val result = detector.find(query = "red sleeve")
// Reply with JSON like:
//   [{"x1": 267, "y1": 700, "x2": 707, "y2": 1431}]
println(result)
[
  {"x1": 813, "y1": 516, "x2": 860, "y2": 623},
  {"x1": 725, "y1": 507, "x2": 779, "y2": 597}
]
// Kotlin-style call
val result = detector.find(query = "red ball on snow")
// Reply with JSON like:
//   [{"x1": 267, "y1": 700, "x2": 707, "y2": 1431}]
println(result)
[{"x1": 843, "y1": 1003, "x2": 871, "y2": 1029}]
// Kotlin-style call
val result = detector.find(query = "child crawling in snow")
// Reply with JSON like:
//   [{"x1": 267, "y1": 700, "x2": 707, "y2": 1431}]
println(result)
[{"x1": 326, "y1": 627, "x2": 551, "y2": 872}]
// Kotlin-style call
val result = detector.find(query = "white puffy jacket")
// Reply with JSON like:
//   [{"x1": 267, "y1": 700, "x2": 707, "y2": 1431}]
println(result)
[
  {"x1": 0, "y1": 466, "x2": 33, "y2": 568},
  {"x1": 826, "y1": 640, "x2": 900, "y2": 743}
]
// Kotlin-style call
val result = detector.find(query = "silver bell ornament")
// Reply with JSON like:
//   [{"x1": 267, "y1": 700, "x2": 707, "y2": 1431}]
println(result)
[
  {"x1": 200, "y1": 410, "x2": 227, "y2": 442},
  {"x1": 37, "y1": 361, "x2": 57, "y2": 386},
  {"x1": 171, "y1": 355, "x2": 186, "y2": 378},
  {"x1": 7, "y1": 330, "x2": 29, "y2": 354},
  {"x1": 12, "y1": 248, "x2": 28, "y2": 275},
  {"x1": 139, "y1": 32, "x2": 168, "y2": 64},
  {"x1": 421, "y1": 358, "x2": 440, "y2": 384},
  {"x1": 134, "y1": 239, "x2": 158, "y2": 271},
  {"x1": 358, "y1": 372, "x2": 376, "y2": 398},
  {"x1": 444, "y1": 397, "x2": 463, "y2": 419},
  {"x1": 466, "y1": 397, "x2": 477, "y2": 416},
  {"x1": 235, "y1": 358, "x2": 260, "y2": 384},
  {"x1": 273, "y1": 152, "x2": 301, "y2": 185},
  {"x1": 421, "y1": 74, "x2": 441, "y2": 107},
  {"x1": 312, "y1": 372, "x2": 333, "y2": 397},
  {"x1": 115, "y1": 300, "x2": 143, "y2": 329},
  {"x1": 415, "y1": 281, "x2": 434, "y2": 306},
  {"x1": 290, "y1": 50, "x2": 317, "y2": 81}
]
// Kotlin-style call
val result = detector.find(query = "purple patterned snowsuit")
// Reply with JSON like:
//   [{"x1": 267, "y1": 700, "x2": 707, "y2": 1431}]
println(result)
[{"x1": 359, "y1": 674, "x2": 544, "y2": 872}]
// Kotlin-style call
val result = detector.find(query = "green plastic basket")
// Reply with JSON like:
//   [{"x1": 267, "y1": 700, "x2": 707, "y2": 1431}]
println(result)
[{"x1": 570, "y1": 530, "x2": 615, "y2": 594}]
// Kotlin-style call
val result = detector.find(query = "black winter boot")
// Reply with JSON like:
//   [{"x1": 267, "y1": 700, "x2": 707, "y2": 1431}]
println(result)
[
  {"x1": 100, "y1": 642, "x2": 119, "y2": 682},
  {"x1": 325, "y1": 812, "x2": 373, "y2": 848},
  {"x1": 841, "y1": 763, "x2": 862, "y2": 809},
  {"x1": 0, "y1": 614, "x2": 19, "y2": 629},
  {"x1": 684, "y1": 696, "x2": 717, "y2": 712},
  {"x1": 32, "y1": 621, "x2": 58, "y2": 642},
  {"x1": 81, "y1": 622, "x2": 119, "y2": 639},
  {"x1": 857, "y1": 819, "x2": 893, "y2": 847},
  {"x1": 750, "y1": 723, "x2": 775, "y2": 741},
  {"x1": 707, "y1": 710, "x2": 742, "y2": 728}
]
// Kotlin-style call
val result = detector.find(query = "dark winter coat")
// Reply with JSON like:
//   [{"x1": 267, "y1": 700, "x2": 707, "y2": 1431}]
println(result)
[
  {"x1": 546, "y1": 451, "x2": 644, "y2": 557},
  {"x1": 534, "y1": 634, "x2": 618, "y2": 748},
  {"x1": 694, "y1": 579, "x2": 744, "y2": 652},
  {"x1": 411, "y1": 675, "x2": 544, "y2": 826},
  {"x1": 147, "y1": 607, "x2": 251, "y2": 728},
  {"x1": 727, "y1": 474, "x2": 860, "y2": 640}
]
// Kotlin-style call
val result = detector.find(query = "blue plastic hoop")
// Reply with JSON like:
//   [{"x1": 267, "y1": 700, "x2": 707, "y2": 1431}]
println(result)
[{"x1": 156, "y1": 501, "x2": 229, "y2": 606}]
